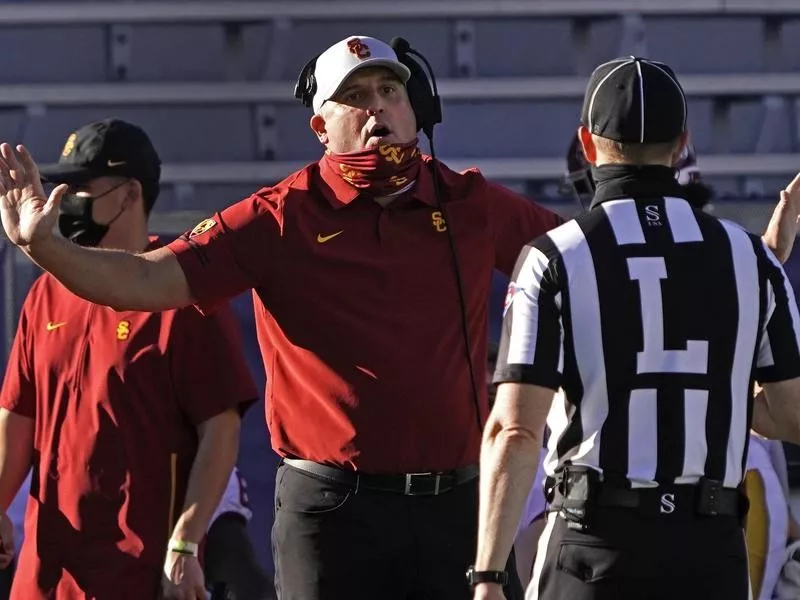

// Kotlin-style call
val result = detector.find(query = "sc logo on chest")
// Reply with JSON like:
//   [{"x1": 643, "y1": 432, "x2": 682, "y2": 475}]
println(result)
[{"x1": 431, "y1": 211, "x2": 447, "y2": 232}]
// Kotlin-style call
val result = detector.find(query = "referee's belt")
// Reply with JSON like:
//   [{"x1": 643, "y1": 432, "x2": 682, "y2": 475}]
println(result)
[
  {"x1": 282, "y1": 458, "x2": 479, "y2": 496},
  {"x1": 548, "y1": 475, "x2": 745, "y2": 518}
]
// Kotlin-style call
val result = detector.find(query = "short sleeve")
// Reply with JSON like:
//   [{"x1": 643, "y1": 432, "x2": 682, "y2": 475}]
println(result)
[
  {"x1": 755, "y1": 244, "x2": 800, "y2": 383},
  {"x1": 485, "y1": 180, "x2": 563, "y2": 276},
  {"x1": 494, "y1": 241, "x2": 563, "y2": 390},
  {"x1": 169, "y1": 302, "x2": 258, "y2": 425},
  {"x1": 167, "y1": 189, "x2": 284, "y2": 314},
  {"x1": 0, "y1": 300, "x2": 36, "y2": 418}
]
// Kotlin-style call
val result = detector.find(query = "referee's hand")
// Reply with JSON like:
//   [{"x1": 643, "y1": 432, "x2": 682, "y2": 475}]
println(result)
[
  {"x1": 473, "y1": 583, "x2": 507, "y2": 600},
  {"x1": 764, "y1": 171, "x2": 800, "y2": 264},
  {"x1": 162, "y1": 551, "x2": 207, "y2": 600},
  {"x1": 0, "y1": 514, "x2": 15, "y2": 569}
]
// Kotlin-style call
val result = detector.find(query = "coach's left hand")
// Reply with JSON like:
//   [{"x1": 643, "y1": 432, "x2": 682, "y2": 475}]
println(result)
[{"x1": 162, "y1": 551, "x2": 207, "y2": 600}]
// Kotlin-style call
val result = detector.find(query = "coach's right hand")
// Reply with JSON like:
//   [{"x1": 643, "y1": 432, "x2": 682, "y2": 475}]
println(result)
[{"x1": 0, "y1": 143, "x2": 68, "y2": 248}]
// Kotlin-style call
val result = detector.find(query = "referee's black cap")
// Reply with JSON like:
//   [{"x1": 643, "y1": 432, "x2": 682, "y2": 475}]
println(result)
[{"x1": 580, "y1": 57, "x2": 687, "y2": 144}]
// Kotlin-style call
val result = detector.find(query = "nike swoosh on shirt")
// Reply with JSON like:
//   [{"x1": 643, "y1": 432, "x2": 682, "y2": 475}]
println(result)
[
  {"x1": 107, "y1": 160, "x2": 127, "y2": 167},
  {"x1": 46, "y1": 322, "x2": 66, "y2": 331},
  {"x1": 316, "y1": 231, "x2": 344, "y2": 243}
]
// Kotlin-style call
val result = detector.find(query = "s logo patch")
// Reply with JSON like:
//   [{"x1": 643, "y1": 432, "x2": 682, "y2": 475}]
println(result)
[
  {"x1": 189, "y1": 218, "x2": 216, "y2": 237},
  {"x1": 116, "y1": 320, "x2": 131, "y2": 341},
  {"x1": 644, "y1": 205, "x2": 662, "y2": 226}
]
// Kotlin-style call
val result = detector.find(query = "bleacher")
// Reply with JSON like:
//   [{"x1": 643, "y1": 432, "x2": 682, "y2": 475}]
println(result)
[
  {"x1": 3, "y1": 0, "x2": 800, "y2": 572},
  {"x1": 0, "y1": 2, "x2": 795, "y2": 222}
]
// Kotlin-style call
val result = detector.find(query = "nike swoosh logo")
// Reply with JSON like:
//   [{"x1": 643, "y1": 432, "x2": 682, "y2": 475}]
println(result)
[
  {"x1": 46, "y1": 321, "x2": 66, "y2": 331},
  {"x1": 107, "y1": 160, "x2": 126, "y2": 167},
  {"x1": 316, "y1": 231, "x2": 344, "y2": 243}
]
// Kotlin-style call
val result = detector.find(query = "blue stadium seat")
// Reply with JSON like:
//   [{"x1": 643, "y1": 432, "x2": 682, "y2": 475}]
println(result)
[
  {"x1": 644, "y1": 17, "x2": 765, "y2": 74},
  {"x1": 0, "y1": 26, "x2": 107, "y2": 83},
  {"x1": 729, "y1": 101, "x2": 766, "y2": 153},
  {"x1": 22, "y1": 106, "x2": 256, "y2": 162},
  {"x1": 436, "y1": 99, "x2": 582, "y2": 158},
  {"x1": 686, "y1": 99, "x2": 714, "y2": 154},
  {"x1": 474, "y1": 19, "x2": 578, "y2": 77},
  {"x1": 124, "y1": 25, "x2": 230, "y2": 82},
  {"x1": 780, "y1": 19, "x2": 800, "y2": 72}
]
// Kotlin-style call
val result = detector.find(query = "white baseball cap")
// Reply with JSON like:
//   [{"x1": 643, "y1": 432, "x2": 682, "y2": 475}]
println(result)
[{"x1": 312, "y1": 36, "x2": 412, "y2": 113}]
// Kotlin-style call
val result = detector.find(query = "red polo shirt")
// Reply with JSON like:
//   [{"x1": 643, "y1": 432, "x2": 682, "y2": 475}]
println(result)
[
  {"x1": 0, "y1": 246, "x2": 257, "y2": 600},
  {"x1": 169, "y1": 156, "x2": 561, "y2": 473}
]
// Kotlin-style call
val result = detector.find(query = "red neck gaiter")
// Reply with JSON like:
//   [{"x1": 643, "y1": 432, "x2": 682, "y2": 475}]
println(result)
[{"x1": 323, "y1": 141, "x2": 422, "y2": 197}]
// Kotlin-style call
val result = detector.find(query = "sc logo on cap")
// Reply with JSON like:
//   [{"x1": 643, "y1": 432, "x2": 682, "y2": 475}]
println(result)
[
  {"x1": 61, "y1": 133, "x2": 77, "y2": 157},
  {"x1": 347, "y1": 38, "x2": 371, "y2": 59}
]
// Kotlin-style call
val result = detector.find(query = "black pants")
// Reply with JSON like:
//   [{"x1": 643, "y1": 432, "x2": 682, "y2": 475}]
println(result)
[
  {"x1": 271, "y1": 463, "x2": 524, "y2": 600},
  {"x1": 528, "y1": 508, "x2": 749, "y2": 600},
  {"x1": 205, "y1": 513, "x2": 276, "y2": 600},
  {"x1": 0, "y1": 561, "x2": 13, "y2": 600}
]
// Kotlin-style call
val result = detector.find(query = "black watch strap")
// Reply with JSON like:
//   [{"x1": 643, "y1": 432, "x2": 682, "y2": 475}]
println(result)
[{"x1": 466, "y1": 566, "x2": 509, "y2": 586}]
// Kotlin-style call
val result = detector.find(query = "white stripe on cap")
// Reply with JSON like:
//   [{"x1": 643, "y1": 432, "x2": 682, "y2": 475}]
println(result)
[
  {"x1": 635, "y1": 59, "x2": 645, "y2": 143},
  {"x1": 647, "y1": 60, "x2": 687, "y2": 132},
  {"x1": 587, "y1": 58, "x2": 635, "y2": 134}
]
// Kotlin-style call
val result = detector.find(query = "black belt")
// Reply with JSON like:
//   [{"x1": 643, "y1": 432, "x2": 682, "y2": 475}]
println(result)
[
  {"x1": 597, "y1": 484, "x2": 741, "y2": 516},
  {"x1": 549, "y1": 475, "x2": 743, "y2": 518},
  {"x1": 283, "y1": 458, "x2": 478, "y2": 496}
]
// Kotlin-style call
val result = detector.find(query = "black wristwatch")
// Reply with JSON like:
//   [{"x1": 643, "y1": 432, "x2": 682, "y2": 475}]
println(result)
[{"x1": 465, "y1": 566, "x2": 509, "y2": 587}]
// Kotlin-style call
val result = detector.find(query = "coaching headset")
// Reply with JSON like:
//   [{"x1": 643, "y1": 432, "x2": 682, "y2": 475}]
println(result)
[{"x1": 293, "y1": 37, "x2": 483, "y2": 431}]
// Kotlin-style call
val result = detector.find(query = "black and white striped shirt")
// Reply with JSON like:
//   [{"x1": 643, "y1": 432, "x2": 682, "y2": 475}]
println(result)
[{"x1": 495, "y1": 166, "x2": 800, "y2": 489}]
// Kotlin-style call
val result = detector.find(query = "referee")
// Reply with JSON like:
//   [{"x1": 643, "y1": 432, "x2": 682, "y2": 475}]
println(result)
[{"x1": 469, "y1": 57, "x2": 800, "y2": 600}]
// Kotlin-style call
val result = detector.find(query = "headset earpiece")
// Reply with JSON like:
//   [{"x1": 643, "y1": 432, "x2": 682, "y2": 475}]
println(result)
[
  {"x1": 390, "y1": 37, "x2": 442, "y2": 140},
  {"x1": 294, "y1": 55, "x2": 319, "y2": 108}
]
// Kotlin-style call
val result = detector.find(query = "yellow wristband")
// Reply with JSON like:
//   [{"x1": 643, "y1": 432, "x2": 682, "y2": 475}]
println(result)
[{"x1": 168, "y1": 539, "x2": 199, "y2": 557}]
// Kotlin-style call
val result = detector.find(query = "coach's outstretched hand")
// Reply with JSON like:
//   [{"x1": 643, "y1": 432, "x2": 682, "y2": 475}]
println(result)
[
  {"x1": 0, "y1": 143, "x2": 68, "y2": 248},
  {"x1": 763, "y1": 171, "x2": 800, "y2": 264}
]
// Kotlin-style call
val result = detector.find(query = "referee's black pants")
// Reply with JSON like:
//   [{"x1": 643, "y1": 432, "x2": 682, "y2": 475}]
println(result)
[
  {"x1": 528, "y1": 507, "x2": 749, "y2": 600},
  {"x1": 271, "y1": 463, "x2": 524, "y2": 600}
]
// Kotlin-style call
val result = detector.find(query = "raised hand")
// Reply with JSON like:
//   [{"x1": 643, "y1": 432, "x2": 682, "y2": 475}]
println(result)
[
  {"x1": 0, "y1": 143, "x2": 68, "y2": 247},
  {"x1": 763, "y1": 171, "x2": 800, "y2": 264}
]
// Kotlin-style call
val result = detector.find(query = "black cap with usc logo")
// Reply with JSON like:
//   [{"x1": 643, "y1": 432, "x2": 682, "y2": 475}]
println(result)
[{"x1": 40, "y1": 118, "x2": 161, "y2": 186}]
